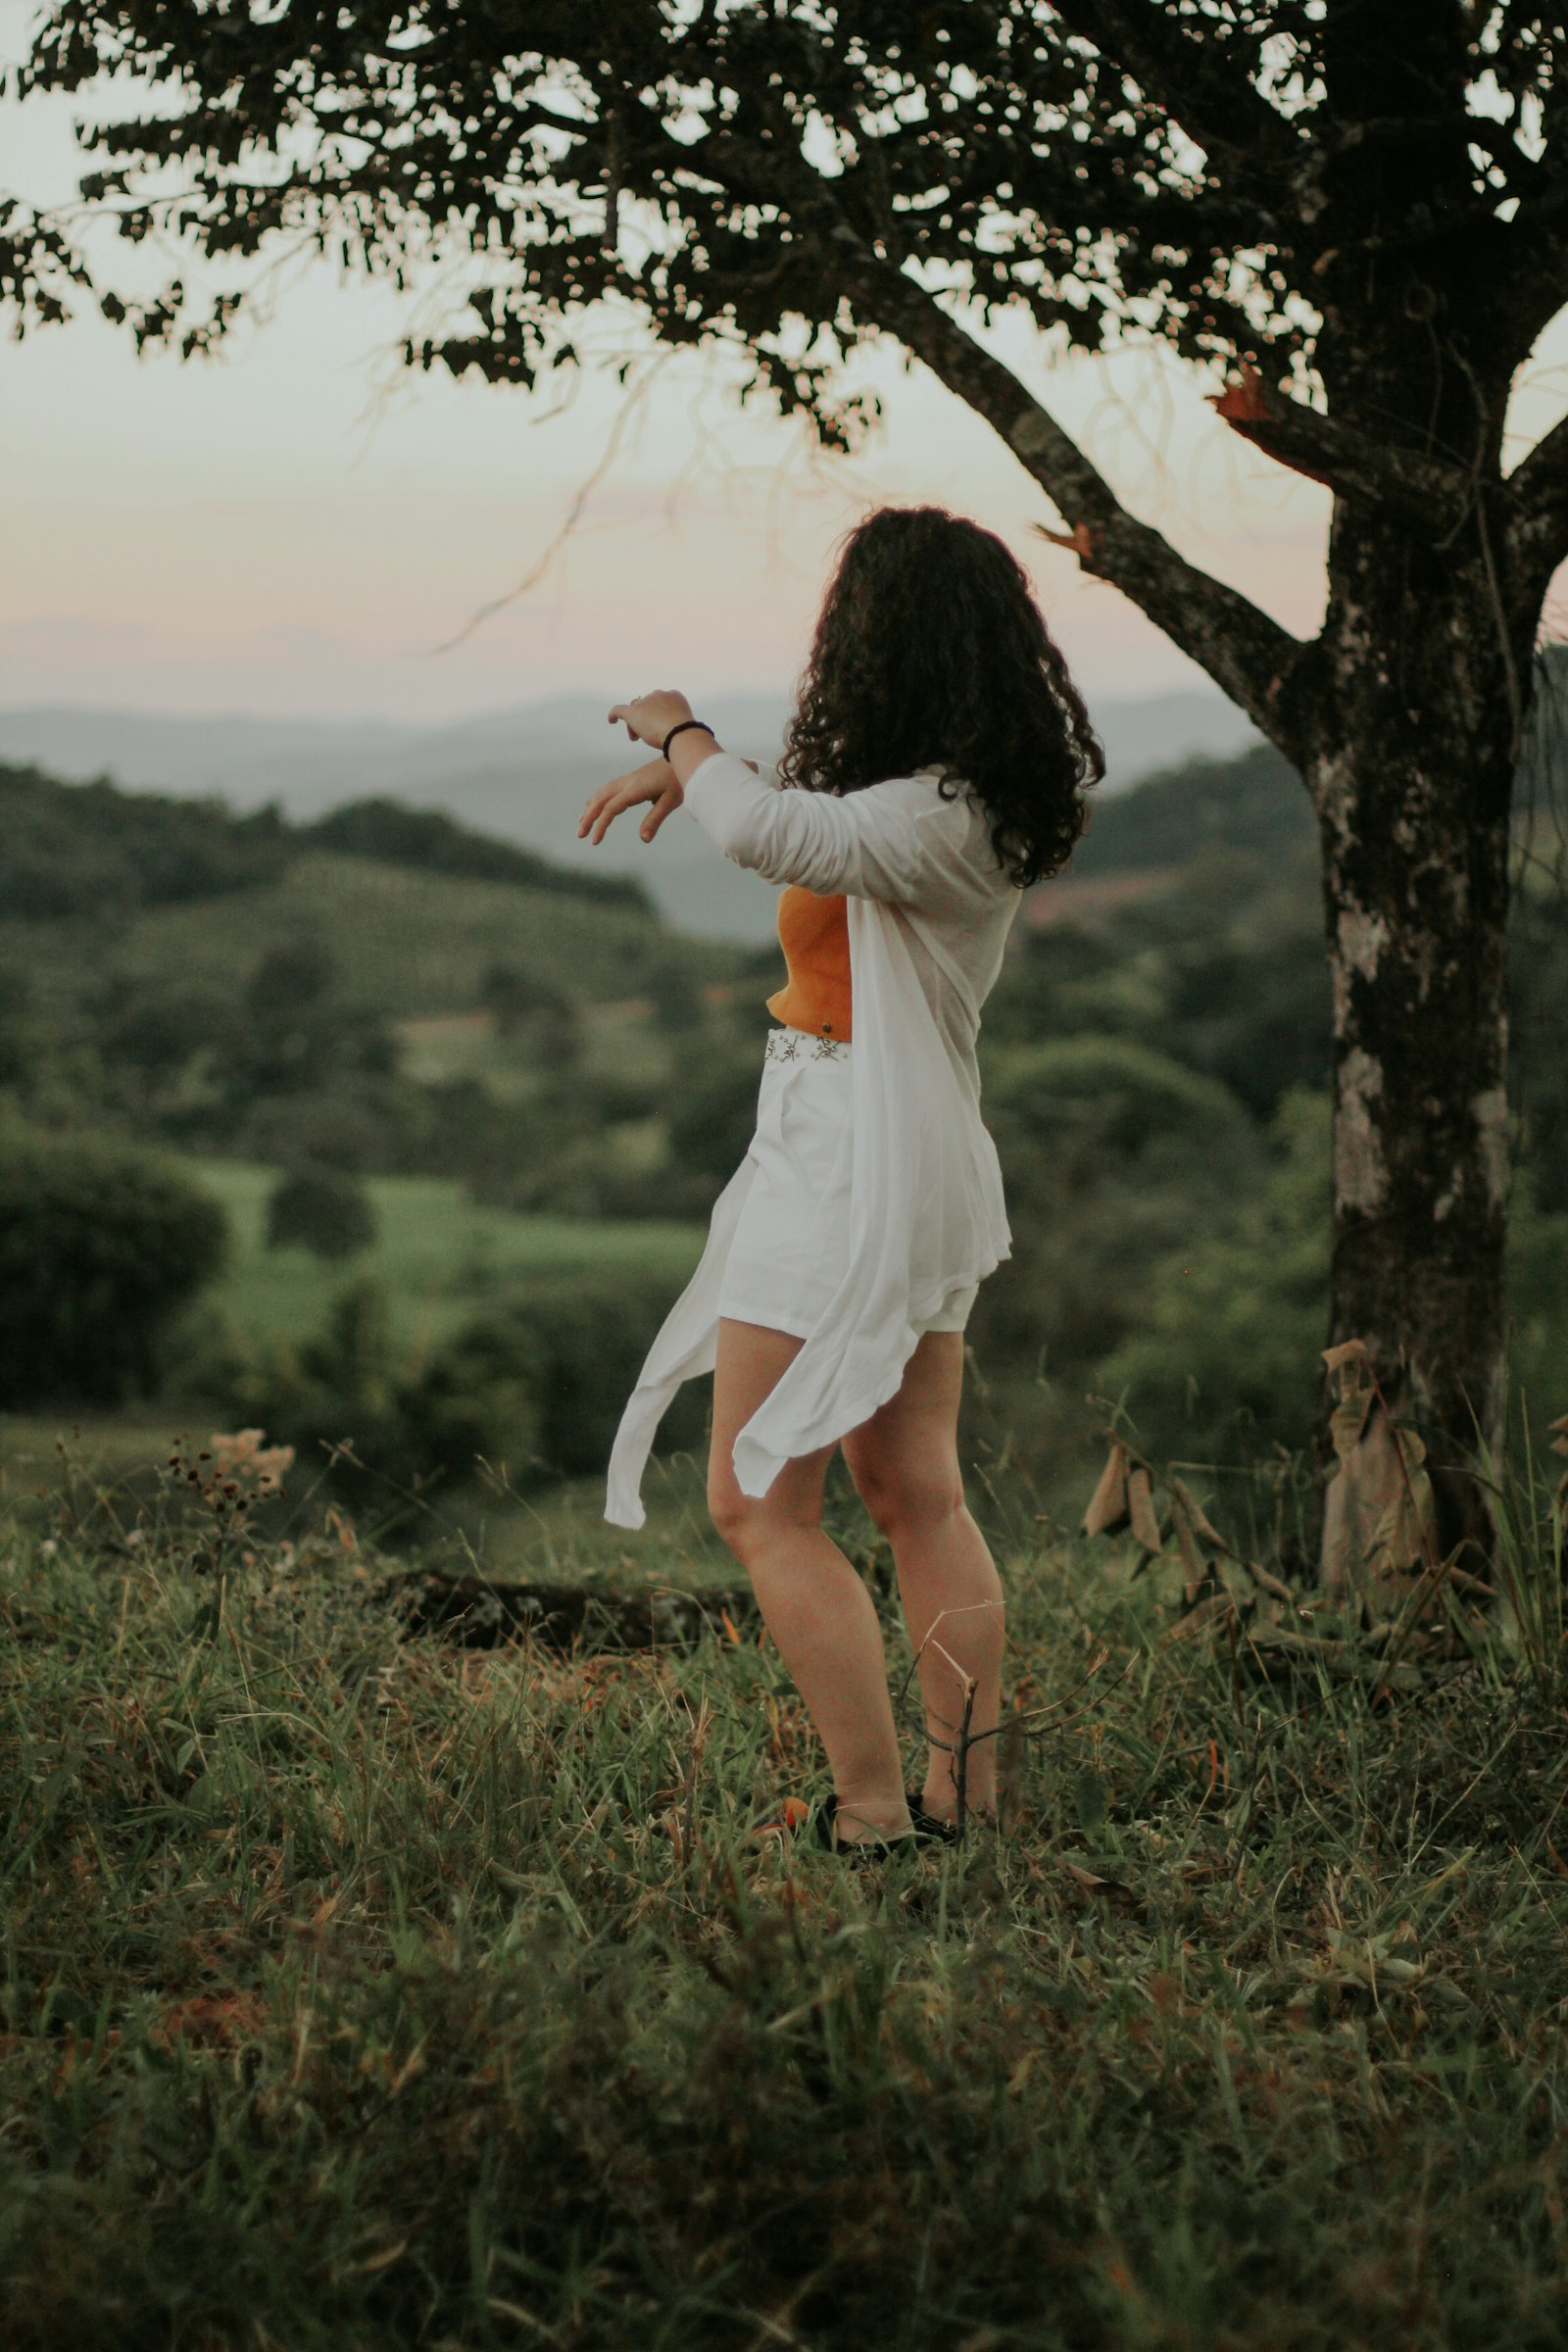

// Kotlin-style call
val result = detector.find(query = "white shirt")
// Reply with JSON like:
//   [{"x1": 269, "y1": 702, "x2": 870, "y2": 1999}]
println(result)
[{"x1": 603, "y1": 749, "x2": 1022, "y2": 1528}]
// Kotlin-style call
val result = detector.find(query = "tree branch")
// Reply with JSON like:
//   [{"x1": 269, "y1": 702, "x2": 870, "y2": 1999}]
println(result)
[
  {"x1": 1211, "y1": 367, "x2": 1472, "y2": 534},
  {"x1": 1045, "y1": 0, "x2": 1304, "y2": 202},
  {"x1": 835, "y1": 243, "x2": 1309, "y2": 759}
]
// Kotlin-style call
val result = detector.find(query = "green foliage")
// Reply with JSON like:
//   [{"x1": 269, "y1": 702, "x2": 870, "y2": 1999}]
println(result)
[
  {"x1": 2, "y1": 740, "x2": 1564, "y2": 1473},
  {"x1": 181, "y1": 1157, "x2": 707, "y2": 1365},
  {"x1": 196, "y1": 1277, "x2": 410, "y2": 1506},
  {"x1": 0, "y1": 761, "x2": 288, "y2": 918},
  {"x1": 199, "y1": 1261, "x2": 709, "y2": 1510},
  {"x1": 304, "y1": 795, "x2": 651, "y2": 910},
  {"x1": 0, "y1": 763, "x2": 655, "y2": 933},
  {"x1": 1504, "y1": 1192, "x2": 1568, "y2": 1429},
  {"x1": 1162, "y1": 920, "x2": 1332, "y2": 1118},
  {"x1": 1098, "y1": 1091, "x2": 1333, "y2": 1457},
  {"x1": 478, "y1": 960, "x2": 582, "y2": 1073},
  {"x1": 395, "y1": 1302, "x2": 547, "y2": 1491},
  {"x1": 986, "y1": 1033, "x2": 1254, "y2": 1167},
  {"x1": 0, "y1": 1126, "x2": 227, "y2": 1405},
  {"x1": 5, "y1": 1457, "x2": 1568, "y2": 2351},
  {"x1": 1510, "y1": 868, "x2": 1568, "y2": 1215},
  {"x1": 407, "y1": 1270, "x2": 710, "y2": 1488},
  {"x1": 0, "y1": 767, "x2": 749, "y2": 1210},
  {"x1": 529, "y1": 1269, "x2": 712, "y2": 1480},
  {"x1": 1071, "y1": 743, "x2": 1313, "y2": 878},
  {"x1": 265, "y1": 1163, "x2": 377, "y2": 1261},
  {"x1": 972, "y1": 1037, "x2": 1265, "y2": 1386},
  {"x1": 645, "y1": 955, "x2": 708, "y2": 1033},
  {"x1": 989, "y1": 883, "x2": 1332, "y2": 1122},
  {"x1": 665, "y1": 1050, "x2": 763, "y2": 1192}
]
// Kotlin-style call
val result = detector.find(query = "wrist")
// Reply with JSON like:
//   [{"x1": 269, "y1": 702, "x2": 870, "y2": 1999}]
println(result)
[
  {"x1": 665, "y1": 724, "x2": 721, "y2": 786},
  {"x1": 661, "y1": 715, "x2": 710, "y2": 760}
]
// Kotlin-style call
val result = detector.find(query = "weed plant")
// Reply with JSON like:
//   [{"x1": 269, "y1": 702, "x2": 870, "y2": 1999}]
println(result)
[{"x1": 3, "y1": 1437, "x2": 1568, "y2": 2351}]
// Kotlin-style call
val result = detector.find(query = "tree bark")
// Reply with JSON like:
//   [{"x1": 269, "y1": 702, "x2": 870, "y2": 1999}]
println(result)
[{"x1": 1307, "y1": 496, "x2": 1532, "y2": 1576}]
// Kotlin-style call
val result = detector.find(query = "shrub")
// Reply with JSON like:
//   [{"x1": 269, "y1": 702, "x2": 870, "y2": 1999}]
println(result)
[
  {"x1": 0, "y1": 1127, "x2": 227, "y2": 1405},
  {"x1": 404, "y1": 1270, "x2": 710, "y2": 1489},
  {"x1": 479, "y1": 961, "x2": 581, "y2": 1072},
  {"x1": 266, "y1": 1164, "x2": 377, "y2": 1261},
  {"x1": 1096, "y1": 1089, "x2": 1331, "y2": 1455},
  {"x1": 666, "y1": 1053, "x2": 762, "y2": 1191},
  {"x1": 194, "y1": 1268, "x2": 709, "y2": 1513},
  {"x1": 970, "y1": 1038, "x2": 1263, "y2": 1384},
  {"x1": 984, "y1": 1034, "x2": 1252, "y2": 1168}
]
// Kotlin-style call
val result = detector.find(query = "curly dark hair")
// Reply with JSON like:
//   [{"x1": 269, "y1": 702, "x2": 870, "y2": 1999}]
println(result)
[{"x1": 777, "y1": 506, "x2": 1103, "y2": 887}]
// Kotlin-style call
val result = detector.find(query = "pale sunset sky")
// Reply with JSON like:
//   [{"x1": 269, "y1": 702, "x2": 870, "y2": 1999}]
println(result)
[{"x1": 5, "y1": 2, "x2": 1566, "y2": 723}]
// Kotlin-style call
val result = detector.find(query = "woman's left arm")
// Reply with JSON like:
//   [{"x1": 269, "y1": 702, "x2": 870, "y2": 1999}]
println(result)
[
  {"x1": 680, "y1": 752, "x2": 938, "y2": 903},
  {"x1": 588, "y1": 689, "x2": 943, "y2": 902},
  {"x1": 578, "y1": 689, "x2": 727, "y2": 847}
]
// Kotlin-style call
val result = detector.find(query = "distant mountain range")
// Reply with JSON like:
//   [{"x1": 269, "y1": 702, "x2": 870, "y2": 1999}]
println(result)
[{"x1": 0, "y1": 689, "x2": 1260, "y2": 943}]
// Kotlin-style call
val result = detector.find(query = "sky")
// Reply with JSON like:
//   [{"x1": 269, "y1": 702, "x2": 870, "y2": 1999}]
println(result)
[{"x1": 5, "y1": 4, "x2": 1567, "y2": 724}]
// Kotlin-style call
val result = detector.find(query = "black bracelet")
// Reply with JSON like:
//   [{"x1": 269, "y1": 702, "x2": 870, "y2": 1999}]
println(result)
[{"x1": 662, "y1": 718, "x2": 714, "y2": 761}]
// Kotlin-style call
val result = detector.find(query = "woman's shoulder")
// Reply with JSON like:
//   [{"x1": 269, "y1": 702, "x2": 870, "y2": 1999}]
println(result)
[
  {"x1": 871, "y1": 774, "x2": 1016, "y2": 904},
  {"x1": 854, "y1": 765, "x2": 974, "y2": 815}
]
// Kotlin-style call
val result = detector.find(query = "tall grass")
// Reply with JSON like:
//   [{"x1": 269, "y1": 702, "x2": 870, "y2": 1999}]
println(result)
[{"x1": 3, "y1": 1444, "x2": 1568, "y2": 2351}]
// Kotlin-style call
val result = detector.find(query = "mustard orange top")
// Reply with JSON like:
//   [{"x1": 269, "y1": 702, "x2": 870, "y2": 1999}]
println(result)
[{"x1": 765, "y1": 884, "x2": 853, "y2": 1041}]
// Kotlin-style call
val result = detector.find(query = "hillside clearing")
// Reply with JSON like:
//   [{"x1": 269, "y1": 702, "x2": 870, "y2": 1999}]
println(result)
[{"x1": 187, "y1": 1158, "x2": 708, "y2": 1351}]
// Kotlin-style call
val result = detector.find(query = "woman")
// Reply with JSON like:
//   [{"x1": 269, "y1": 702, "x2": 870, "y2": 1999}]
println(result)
[{"x1": 579, "y1": 506, "x2": 1102, "y2": 1852}]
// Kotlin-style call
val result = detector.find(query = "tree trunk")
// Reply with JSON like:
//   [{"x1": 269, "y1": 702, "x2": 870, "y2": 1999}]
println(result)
[{"x1": 1309, "y1": 498, "x2": 1531, "y2": 1583}]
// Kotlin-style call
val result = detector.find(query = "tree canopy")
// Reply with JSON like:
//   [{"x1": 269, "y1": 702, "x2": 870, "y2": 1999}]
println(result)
[{"x1": 8, "y1": 4, "x2": 1568, "y2": 751}]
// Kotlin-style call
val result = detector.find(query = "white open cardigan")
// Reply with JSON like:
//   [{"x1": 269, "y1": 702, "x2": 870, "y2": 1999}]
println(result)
[{"x1": 603, "y1": 749, "x2": 1023, "y2": 1529}]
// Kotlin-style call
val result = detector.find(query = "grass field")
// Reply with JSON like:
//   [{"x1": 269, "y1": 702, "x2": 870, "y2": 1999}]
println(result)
[
  {"x1": 4, "y1": 1439, "x2": 1567, "y2": 2351},
  {"x1": 187, "y1": 1156, "x2": 708, "y2": 1353}
]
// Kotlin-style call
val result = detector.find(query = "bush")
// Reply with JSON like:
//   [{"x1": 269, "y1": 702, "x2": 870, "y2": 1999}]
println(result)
[
  {"x1": 266, "y1": 1164, "x2": 378, "y2": 1261},
  {"x1": 195, "y1": 1267, "x2": 710, "y2": 1514},
  {"x1": 1096, "y1": 1089, "x2": 1331, "y2": 1455},
  {"x1": 479, "y1": 961, "x2": 581, "y2": 1073},
  {"x1": 404, "y1": 1270, "x2": 710, "y2": 1489},
  {"x1": 197, "y1": 1278, "x2": 412, "y2": 1509},
  {"x1": 0, "y1": 1127, "x2": 228, "y2": 1405},
  {"x1": 665, "y1": 1053, "x2": 762, "y2": 1191},
  {"x1": 984, "y1": 1034, "x2": 1252, "y2": 1168},
  {"x1": 970, "y1": 1038, "x2": 1263, "y2": 1384}
]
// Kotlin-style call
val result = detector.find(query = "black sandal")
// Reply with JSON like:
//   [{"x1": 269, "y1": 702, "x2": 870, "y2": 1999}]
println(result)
[
  {"x1": 750, "y1": 1795, "x2": 961, "y2": 1856},
  {"x1": 906, "y1": 1791, "x2": 960, "y2": 1845},
  {"x1": 813, "y1": 1794, "x2": 917, "y2": 1858},
  {"x1": 814, "y1": 1794, "x2": 974, "y2": 1856}
]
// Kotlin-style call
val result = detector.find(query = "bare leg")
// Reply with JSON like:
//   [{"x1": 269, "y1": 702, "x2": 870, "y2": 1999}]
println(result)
[
  {"x1": 709, "y1": 1317, "x2": 911, "y2": 1844},
  {"x1": 841, "y1": 1333, "x2": 1004, "y2": 1823}
]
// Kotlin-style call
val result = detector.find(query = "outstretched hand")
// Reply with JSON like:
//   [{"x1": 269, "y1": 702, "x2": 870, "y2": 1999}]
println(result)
[
  {"x1": 607, "y1": 689, "x2": 695, "y2": 752},
  {"x1": 578, "y1": 758, "x2": 684, "y2": 847}
]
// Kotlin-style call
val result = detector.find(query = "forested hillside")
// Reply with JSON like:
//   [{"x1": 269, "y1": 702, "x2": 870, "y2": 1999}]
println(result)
[
  {"x1": 3, "y1": 740, "x2": 1564, "y2": 1510},
  {"x1": 0, "y1": 761, "x2": 751, "y2": 1190}
]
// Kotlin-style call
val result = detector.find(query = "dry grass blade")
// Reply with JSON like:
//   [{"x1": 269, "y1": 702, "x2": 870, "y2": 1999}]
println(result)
[
  {"x1": 1128, "y1": 1465, "x2": 1162, "y2": 1553},
  {"x1": 1082, "y1": 1439, "x2": 1131, "y2": 1537}
]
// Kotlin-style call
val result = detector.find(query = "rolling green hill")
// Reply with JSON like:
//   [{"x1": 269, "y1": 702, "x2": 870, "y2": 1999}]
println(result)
[
  {"x1": 1068, "y1": 741, "x2": 1312, "y2": 878},
  {"x1": 0, "y1": 764, "x2": 754, "y2": 1028},
  {"x1": 190, "y1": 1157, "x2": 706, "y2": 1350},
  {"x1": 82, "y1": 847, "x2": 742, "y2": 1021}
]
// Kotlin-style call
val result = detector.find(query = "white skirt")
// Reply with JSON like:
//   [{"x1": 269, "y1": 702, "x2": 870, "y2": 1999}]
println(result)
[{"x1": 715, "y1": 1025, "x2": 977, "y2": 1342}]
